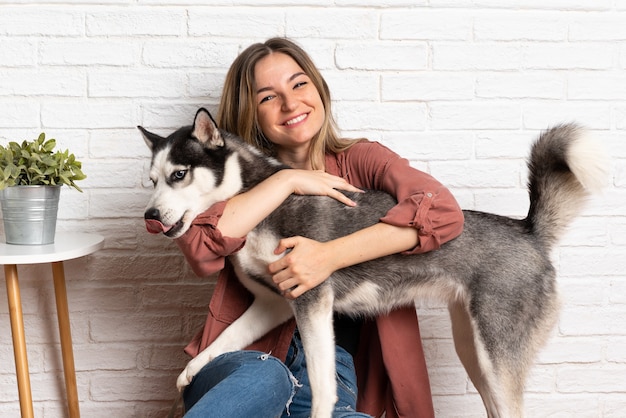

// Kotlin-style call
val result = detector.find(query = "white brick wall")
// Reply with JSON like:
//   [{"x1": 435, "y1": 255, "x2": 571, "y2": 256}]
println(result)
[{"x1": 0, "y1": 1, "x2": 624, "y2": 417}]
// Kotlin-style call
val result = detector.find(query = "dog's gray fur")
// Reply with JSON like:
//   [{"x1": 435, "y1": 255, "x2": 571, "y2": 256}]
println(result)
[{"x1": 140, "y1": 108, "x2": 608, "y2": 418}]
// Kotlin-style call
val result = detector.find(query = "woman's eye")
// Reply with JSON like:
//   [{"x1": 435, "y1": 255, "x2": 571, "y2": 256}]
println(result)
[
  {"x1": 259, "y1": 95, "x2": 274, "y2": 104},
  {"x1": 294, "y1": 81, "x2": 307, "y2": 89}
]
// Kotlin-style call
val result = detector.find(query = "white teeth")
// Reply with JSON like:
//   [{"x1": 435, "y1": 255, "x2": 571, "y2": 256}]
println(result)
[{"x1": 285, "y1": 114, "x2": 306, "y2": 125}]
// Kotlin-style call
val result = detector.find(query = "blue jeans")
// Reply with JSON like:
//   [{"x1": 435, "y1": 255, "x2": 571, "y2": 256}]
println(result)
[{"x1": 183, "y1": 332, "x2": 371, "y2": 417}]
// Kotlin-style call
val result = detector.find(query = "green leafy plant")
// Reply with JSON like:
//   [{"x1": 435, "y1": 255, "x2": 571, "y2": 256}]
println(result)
[{"x1": 0, "y1": 133, "x2": 86, "y2": 192}]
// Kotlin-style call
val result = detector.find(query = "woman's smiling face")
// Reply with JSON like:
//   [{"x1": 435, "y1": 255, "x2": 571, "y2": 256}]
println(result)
[{"x1": 254, "y1": 52, "x2": 325, "y2": 158}]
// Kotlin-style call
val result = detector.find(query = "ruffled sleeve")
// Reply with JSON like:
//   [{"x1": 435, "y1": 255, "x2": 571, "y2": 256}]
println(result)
[
  {"x1": 174, "y1": 200, "x2": 247, "y2": 277},
  {"x1": 330, "y1": 141, "x2": 464, "y2": 254}
]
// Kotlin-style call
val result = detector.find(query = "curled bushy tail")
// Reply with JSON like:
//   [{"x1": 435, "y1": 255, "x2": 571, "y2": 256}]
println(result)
[{"x1": 526, "y1": 124, "x2": 609, "y2": 247}]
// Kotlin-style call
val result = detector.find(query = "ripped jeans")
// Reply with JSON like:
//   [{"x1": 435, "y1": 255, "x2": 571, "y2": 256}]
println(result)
[{"x1": 182, "y1": 332, "x2": 371, "y2": 418}]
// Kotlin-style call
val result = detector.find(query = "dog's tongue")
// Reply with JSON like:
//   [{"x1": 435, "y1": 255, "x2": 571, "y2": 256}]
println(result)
[{"x1": 145, "y1": 219, "x2": 173, "y2": 234}]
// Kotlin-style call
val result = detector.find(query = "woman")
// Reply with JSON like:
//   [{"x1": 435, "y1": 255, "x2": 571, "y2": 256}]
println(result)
[{"x1": 175, "y1": 37, "x2": 464, "y2": 418}]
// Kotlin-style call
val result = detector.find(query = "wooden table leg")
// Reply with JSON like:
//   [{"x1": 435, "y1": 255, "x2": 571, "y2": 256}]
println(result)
[
  {"x1": 4, "y1": 264, "x2": 35, "y2": 418},
  {"x1": 51, "y1": 261, "x2": 81, "y2": 418}
]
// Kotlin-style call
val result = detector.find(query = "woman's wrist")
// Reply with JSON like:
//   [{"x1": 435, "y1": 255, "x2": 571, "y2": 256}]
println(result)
[{"x1": 324, "y1": 223, "x2": 420, "y2": 272}]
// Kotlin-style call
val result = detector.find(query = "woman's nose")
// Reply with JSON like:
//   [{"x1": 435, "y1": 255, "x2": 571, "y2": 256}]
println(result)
[{"x1": 281, "y1": 93, "x2": 297, "y2": 112}]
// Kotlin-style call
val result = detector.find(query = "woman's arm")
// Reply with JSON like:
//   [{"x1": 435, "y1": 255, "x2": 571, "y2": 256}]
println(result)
[
  {"x1": 175, "y1": 168, "x2": 362, "y2": 277},
  {"x1": 269, "y1": 141, "x2": 465, "y2": 298},
  {"x1": 217, "y1": 169, "x2": 362, "y2": 238},
  {"x1": 269, "y1": 222, "x2": 419, "y2": 299}
]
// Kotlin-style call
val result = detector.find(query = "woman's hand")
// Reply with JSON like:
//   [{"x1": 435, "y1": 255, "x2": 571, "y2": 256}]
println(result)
[
  {"x1": 285, "y1": 169, "x2": 362, "y2": 207},
  {"x1": 269, "y1": 236, "x2": 337, "y2": 300},
  {"x1": 268, "y1": 223, "x2": 420, "y2": 299}
]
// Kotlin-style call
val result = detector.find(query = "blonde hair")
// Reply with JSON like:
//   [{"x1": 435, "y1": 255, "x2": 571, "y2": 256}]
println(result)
[{"x1": 217, "y1": 37, "x2": 357, "y2": 170}]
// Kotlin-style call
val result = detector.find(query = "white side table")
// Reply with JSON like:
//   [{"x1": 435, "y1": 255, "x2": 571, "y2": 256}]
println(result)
[{"x1": 0, "y1": 232, "x2": 104, "y2": 418}]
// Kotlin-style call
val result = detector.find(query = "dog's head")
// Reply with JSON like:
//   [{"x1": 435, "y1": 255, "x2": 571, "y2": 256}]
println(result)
[{"x1": 139, "y1": 108, "x2": 234, "y2": 239}]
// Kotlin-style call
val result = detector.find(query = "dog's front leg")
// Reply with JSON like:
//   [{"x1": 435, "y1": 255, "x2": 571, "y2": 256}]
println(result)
[
  {"x1": 292, "y1": 285, "x2": 337, "y2": 418},
  {"x1": 176, "y1": 293, "x2": 293, "y2": 391}
]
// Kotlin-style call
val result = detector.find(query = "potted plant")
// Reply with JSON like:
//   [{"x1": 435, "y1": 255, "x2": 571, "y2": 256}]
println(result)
[{"x1": 0, "y1": 133, "x2": 86, "y2": 245}]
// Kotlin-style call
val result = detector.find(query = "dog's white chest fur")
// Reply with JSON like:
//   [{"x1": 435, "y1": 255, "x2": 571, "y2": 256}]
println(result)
[{"x1": 235, "y1": 229, "x2": 283, "y2": 280}]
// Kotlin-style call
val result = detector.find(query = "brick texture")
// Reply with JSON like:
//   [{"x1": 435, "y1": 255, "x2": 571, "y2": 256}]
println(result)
[{"x1": 0, "y1": 2, "x2": 624, "y2": 417}]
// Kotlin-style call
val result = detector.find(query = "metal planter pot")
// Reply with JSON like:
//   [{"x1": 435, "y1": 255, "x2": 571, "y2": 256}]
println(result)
[{"x1": 0, "y1": 185, "x2": 61, "y2": 245}]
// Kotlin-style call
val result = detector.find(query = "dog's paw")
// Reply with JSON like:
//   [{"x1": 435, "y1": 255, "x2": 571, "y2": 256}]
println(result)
[
  {"x1": 176, "y1": 356, "x2": 207, "y2": 392},
  {"x1": 176, "y1": 368, "x2": 193, "y2": 392}
]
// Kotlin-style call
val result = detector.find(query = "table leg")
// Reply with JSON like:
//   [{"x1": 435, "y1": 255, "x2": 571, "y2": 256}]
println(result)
[
  {"x1": 4, "y1": 264, "x2": 35, "y2": 418},
  {"x1": 51, "y1": 261, "x2": 81, "y2": 418}
]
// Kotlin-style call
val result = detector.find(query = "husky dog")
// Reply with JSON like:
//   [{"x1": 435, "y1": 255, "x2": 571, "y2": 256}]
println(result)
[{"x1": 140, "y1": 108, "x2": 607, "y2": 418}]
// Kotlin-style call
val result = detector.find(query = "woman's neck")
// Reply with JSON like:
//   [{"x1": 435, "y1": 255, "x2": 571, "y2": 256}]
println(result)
[
  {"x1": 277, "y1": 147, "x2": 312, "y2": 170},
  {"x1": 282, "y1": 157, "x2": 311, "y2": 170}
]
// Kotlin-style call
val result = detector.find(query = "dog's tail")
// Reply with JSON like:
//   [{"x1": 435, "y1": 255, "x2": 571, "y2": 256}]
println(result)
[{"x1": 525, "y1": 124, "x2": 609, "y2": 247}]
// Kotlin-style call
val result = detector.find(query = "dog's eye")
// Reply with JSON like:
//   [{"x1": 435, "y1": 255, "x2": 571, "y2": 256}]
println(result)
[{"x1": 171, "y1": 170, "x2": 187, "y2": 182}]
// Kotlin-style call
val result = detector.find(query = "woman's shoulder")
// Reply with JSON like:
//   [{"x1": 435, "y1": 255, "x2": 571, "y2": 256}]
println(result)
[{"x1": 341, "y1": 139, "x2": 402, "y2": 167}]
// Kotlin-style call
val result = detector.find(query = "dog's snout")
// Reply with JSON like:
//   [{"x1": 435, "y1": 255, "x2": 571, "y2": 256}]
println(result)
[{"x1": 144, "y1": 207, "x2": 160, "y2": 220}]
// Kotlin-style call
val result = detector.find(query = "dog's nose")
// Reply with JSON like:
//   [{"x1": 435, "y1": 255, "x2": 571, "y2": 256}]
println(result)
[
  {"x1": 144, "y1": 208, "x2": 169, "y2": 234},
  {"x1": 144, "y1": 207, "x2": 160, "y2": 220}
]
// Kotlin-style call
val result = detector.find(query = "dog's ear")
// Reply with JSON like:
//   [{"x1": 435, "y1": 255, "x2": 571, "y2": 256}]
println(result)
[
  {"x1": 138, "y1": 126, "x2": 163, "y2": 151},
  {"x1": 192, "y1": 108, "x2": 224, "y2": 149}
]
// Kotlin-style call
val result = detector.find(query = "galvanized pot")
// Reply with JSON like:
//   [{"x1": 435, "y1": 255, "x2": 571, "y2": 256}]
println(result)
[{"x1": 0, "y1": 185, "x2": 61, "y2": 245}]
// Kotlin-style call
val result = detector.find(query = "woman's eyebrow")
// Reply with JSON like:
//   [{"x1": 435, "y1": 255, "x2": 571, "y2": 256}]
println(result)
[
  {"x1": 256, "y1": 72, "x2": 307, "y2": 94},
  {"x1": 289, "y1": 72, "x2": 306, "y2": 82}
]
